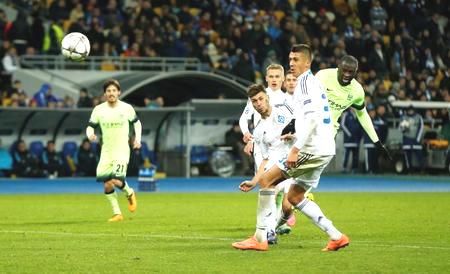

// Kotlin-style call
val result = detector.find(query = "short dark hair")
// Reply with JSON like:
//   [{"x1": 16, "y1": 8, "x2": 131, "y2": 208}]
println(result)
[
  {"x1": 290, "y1": 44, "x2": 312, "y2": 61},
  {"x1": 340, "y1": 55, "x2": 358, "y2": 69},
  {"x1": 80, "y1": 87, "x2": 88, "y2": 93},
  {"x1": 103, "y1": 79, "x2": 121, "y2": 93},
  {"x1": 247, "y1": 84, "x2": 266, "y2": 98}
]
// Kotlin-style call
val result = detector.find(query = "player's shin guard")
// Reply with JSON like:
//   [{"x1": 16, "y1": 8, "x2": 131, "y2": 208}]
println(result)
[
  {"x1": 105, "y1": 190, "x2": 121, "y2": 215},
  {"x1": 255, "y1": 188, "x2": 276, "y2": 243},
  {"x1": 295, "y1": 198, "x2": 342, "y2": 240}
]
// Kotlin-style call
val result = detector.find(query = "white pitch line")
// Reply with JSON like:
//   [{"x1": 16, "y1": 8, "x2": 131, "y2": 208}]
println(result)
[
  {"x1": 1, "y1": 230, "x2": 449, "y2": 251},
  {"x1": 0, "y1": 230, "x2": 236, "y2": 241}
]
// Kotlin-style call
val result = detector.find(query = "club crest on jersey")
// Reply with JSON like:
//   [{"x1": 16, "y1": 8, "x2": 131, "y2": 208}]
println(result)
[
  {"x1": 347, "y1": 94, "x2": 353, "y2": 101},
  {"x1": 277, "y1": 115, "x2": 285, "y2": 123}
]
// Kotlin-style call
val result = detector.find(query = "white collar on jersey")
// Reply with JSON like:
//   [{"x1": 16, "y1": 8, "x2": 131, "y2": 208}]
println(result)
[
  {"x1": 265, "y1": 87, "x2": 282, "y2": 93},
  {"x1": 296, "y1": 69, "x2": 312, "y2": 80}
]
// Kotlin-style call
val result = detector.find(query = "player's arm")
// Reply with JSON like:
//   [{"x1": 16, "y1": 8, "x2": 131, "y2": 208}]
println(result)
[
  {"x1": 239, "y1": 99, "x2": 254, "y2": 143},
  {"x1": 340, "y1": 112, "x2": 352, "y2": 137},
  {"x1": 354, "y1": 104, "x2": 392, "y2": 160},
  {"x1": 129, "y1": 108, "x2": 142, "y2": 149},
  {"x1": 86, "y1": 108, "x2": 98, "y2": 142},
  {"x1": 353, "y1": 104, "x2": 379, "y2": 143},
  {"x1": 240, "y1": 158, "x2": 268, "y2": 192},
  {"x1": 240, "y1": 140, "x2": 269, "y2": 192}
]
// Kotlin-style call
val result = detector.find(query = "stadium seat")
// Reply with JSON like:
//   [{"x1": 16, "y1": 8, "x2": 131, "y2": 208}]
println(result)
[
  {"x1": 190, "y1": 145, "x2": 209, "y2": 165},
  {"x1": 29, "y1": 141, "x2": 44, "y2": 158},
  {"x1": 174, "y1": 145, "x2": 210, "y2": 165},
  {"x1": 62, "y1": 141, "x2": 78, "y2": 175},
  {"x1": 141, "y1": 141, "x2": 157, "y2": 165},
  {"x1": 63, "y1": 141, "x2": 78, "y2": 157}
]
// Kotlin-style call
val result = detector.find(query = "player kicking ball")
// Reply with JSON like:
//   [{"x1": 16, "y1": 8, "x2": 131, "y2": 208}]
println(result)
[
  {"x1": 86, "y1": 79, "x2": 142, "y2": 222},
  {"x1": 232, "y1": 44, "x2": 349, "y2": 252},
  {"x1": 237, "y1": 83, "x2": 295, "y2": 244}
]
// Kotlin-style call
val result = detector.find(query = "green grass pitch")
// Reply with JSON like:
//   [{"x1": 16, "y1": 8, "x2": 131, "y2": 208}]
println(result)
[{"x1": 0, "y1": 192, "x2": 449, "y2": 273}]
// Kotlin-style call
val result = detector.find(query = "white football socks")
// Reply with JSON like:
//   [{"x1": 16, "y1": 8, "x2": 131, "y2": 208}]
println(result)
[
  {"x1": 295, "y1": 198, "x2": 342, "y2": 240},
  {"x1": 255, "y1": 188, "x2": 276, "y2": 243},
  {"x1": 105, "y1": 191, "x2": 121, "y2": 215},
  {"x1": 121, "y1": 181, "x2": 134, "y2": 197}
]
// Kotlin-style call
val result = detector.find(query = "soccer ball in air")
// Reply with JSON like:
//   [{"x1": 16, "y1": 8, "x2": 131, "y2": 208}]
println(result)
[{"x1": 61, "y1": 32, "x2": 90, "y2": 61}]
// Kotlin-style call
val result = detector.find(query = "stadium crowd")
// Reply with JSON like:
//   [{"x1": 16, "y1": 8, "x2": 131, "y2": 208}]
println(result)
[
  {"x1": 0, "y1": 1, "x2": 449, "y2": 106},
  {"x1": 0, "y1": 0, "x2": 449, "y2": 177}
]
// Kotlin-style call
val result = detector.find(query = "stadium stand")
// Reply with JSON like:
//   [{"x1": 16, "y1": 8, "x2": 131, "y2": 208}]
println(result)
[{"x1": 0, "y1": 1, "x2": 448, "y2": 177}]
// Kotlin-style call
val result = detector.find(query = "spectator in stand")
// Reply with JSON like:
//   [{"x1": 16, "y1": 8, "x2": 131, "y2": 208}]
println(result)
[
  {"x1": 231, "y1": 50, "x2": 255, "y2": 82},
  {"x1": 363, "y1": 104, "x2": 389, "y2": 174},
  {"x1": 17, "y1": 91, "x2": 29, "y2": 107},
  {"x1": 144, "y1": 96, "x2": 164, "y2": 109},
  {"x1": 76, "y1": 138, "x2": 97, "y2": 177},
  {"x1": 12, "y1": 139, "x2": 44, "y2": 177},
  {"x1": 32, "y1": 83, "x2": 59, "y2": 107},
  {"x1": 1, "y1": 0, "x2": 448, "y2": 114},
  {"x1": 41, "y1": 140, "x2": 64, "y2": 178},
  {"x1": 77, "y1": 87, "x2": 93, "y2": 108},
  {"x1": 9, "y1": 10, "x2": 31, "y2": 55},
  {"x1": 0, "y1": 138, "x2": 13, "y2": 177},
  {"x1": 225, "y1": 121, "x2": 251, "y2": 175},
  {"x1": 340, "y1": 109, "x2": 364, "y2": 173},
  {"x1": 0, "y1": 9, "x2": 7, "y2": 41},
  {"x1": 92, "y1": 96, "x2": 103, "y2": 107},
  {"x1": 370, "y1": 0, "x2": 388, "y2": 33},
  {"x1": 63, "y1": 95, "x2": 75, "y2": 108},
  {"x1": 2, "y1": 46, "x2": 20, "y2": 85},
  {"x1": 399, "y1": 106, "x2": 424, "y2": 172},
  {"x1": 368, "y1": 42, "x2": 388, "y2": 79},
  {"x1": 30, "y1": 12, "x2": 45, "y2": 54},
  {"x1": 7, "y1": 79, "x2": 25, "y2": 97}
]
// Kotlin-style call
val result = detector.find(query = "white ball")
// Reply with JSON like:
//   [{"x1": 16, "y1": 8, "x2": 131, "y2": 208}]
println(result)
[{"x1": 61, "y1": 32, "x2": 90, "y2": 61}]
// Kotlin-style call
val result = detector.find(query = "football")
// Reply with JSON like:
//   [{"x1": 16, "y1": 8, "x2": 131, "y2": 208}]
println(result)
[{"x1": 61, "y1": 32, "x2": 90, "y2": 61}]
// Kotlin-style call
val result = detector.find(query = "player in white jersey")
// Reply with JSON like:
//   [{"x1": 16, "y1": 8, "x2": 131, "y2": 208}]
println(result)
[
  {"x1": 238, "y1": 64, "x2": 295, "y2": 239},
  {"x1": 232, "y1": 44, "x2": 349, "y2": 252},
  {"x1": 239, "y1": 64, "x2": 288, "y2": 162},
  {"x1": 86, "y1": 79, "x2": 142, "y2": 222},
  {"x1": 283, "y1": 71, "x2": 296, "y2": 105},
  {"x1": 239, "y1": 84, "x2": 295, "y2": 243}
]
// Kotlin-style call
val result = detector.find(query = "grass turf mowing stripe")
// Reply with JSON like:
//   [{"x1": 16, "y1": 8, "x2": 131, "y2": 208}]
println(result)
[{"x1": 2, "y1": 229, "x2": 450, "y2": 251}]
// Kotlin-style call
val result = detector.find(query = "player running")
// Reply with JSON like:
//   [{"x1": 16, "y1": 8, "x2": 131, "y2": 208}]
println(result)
[{"x1": 86, "y1": 79, "x2": 142, "y2": 222}]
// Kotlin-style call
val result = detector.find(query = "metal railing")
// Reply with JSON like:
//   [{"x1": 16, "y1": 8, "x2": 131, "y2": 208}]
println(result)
[{"x1": 20, "y1": 55, "x2": 203, "y2": 71}]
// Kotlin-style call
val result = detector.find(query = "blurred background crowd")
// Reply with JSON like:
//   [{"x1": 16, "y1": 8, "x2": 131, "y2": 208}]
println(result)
[{"x1": 0, "y1": 0, "x2": 449, "y2": 177}]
